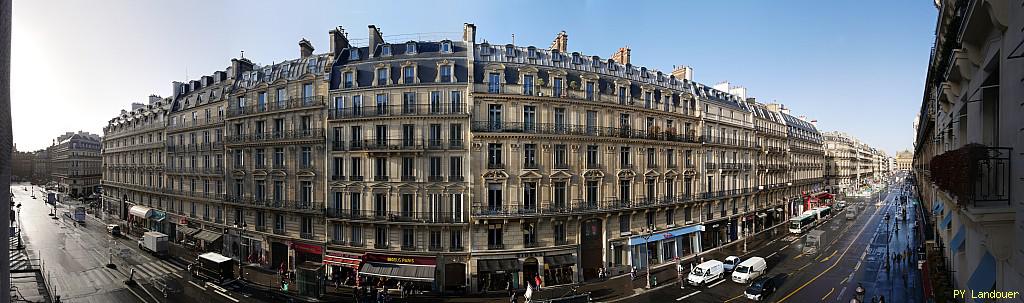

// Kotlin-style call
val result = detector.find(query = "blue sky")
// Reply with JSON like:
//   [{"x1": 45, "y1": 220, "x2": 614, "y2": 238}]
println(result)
[{"x1": 12, "y1": 0, "x2": 936, "y2": 154}]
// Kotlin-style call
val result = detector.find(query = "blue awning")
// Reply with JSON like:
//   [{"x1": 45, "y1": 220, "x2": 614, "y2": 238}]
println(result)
[
  {"x1": 950, "y1": 226, "x2": 966, "y2": 254},
  {"x1": 941, "y1": 213, "x2": 953, "y2": 229},
  {"x1": 967, "y1": 251, "x2": 996, "y2": 293},
  {"x1": 932, "y1": 201, "x2": 944, "y2": 215},
  {"x1": 628, "y1": 224, "x2": 703, "y2": 246}
]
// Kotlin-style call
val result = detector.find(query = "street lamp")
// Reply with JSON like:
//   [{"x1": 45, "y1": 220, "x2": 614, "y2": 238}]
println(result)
[
  {"x1": 641, "y1": 224, "x2": 657, "y2": 289},
  {"x1": 234, "y1": 222, "x2": 248, "y2": 280}
]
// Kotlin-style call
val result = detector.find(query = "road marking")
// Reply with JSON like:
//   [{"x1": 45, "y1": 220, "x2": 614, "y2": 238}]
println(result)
[
  {"x1": 677, "y1": 291, "x2": 701, "y2": 301},
  {"x1": 822, "y1": 287, "x2": 835, "y2": 301},
  {"x1": 707, "y1": 279, "x2": 726, "y2": 288},
  {"x1": 125, "y1": 285, "x2": 152, "y2": 303},
  {"x1": 171, "y1": 272, "x2": 183, "y2": 279},
  {"x1": 837, "y1": 287, "x2": 848, "y2": 301},
  {"x1": 775, "y1": 199, "x2": 883, "y2": 303},
  {"x1": 188, "y1": 280, "x2": 206, "y2": 290},
  {"x1": 821, "y1": 249, "x2": 838, "y2": 262},
  {"x1": 841, "y1": 276, "x2": 849, "y2": 285},
  {"x1": 215, "y1": 290, "x2": 240, "y2": 303},
  {"x1": 723, "y1": 294, "x2": 745, "y2": 302},
  {"x1": 797, "y1": 263, "x2": 811, "y2": 271},
  {"x1": 794, "y1": 253, "x2": 804, "y2": 260},
  {"x1": 767, "y1": 252, "x2": 778, "y2": 259}
]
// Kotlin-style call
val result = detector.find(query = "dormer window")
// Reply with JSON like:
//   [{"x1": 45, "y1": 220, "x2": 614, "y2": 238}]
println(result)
[
  {"x1": 480, "y1": 43, "x2": 492, "y2": 55},
  {"x1": 441, "y1": 41, "x2": 452, "y2": 53},
  {"x1": 343, "y1": 71, "x2": 355, "y2": 88},
  {"x1": 571, "y1": 53, "x2": 581, "y2": 65},
  {"x1": 406, "y1": 42, "x2": 417, "y2": 54},
  {"x1": 625, "y1": 64, "x2": 633, "y2": 75},
  {"x1": 551, "y1": 50, "x2": 561, "y2": 62},
  {"x1": 505, "y1": 45, "x2": 515, "y2": 57},
  {"x1": 381, "y1": 45, "x2": 392, "y2": 56},
  {"x1": 349, "y1": 48, "x2": 360, "y2": 60},
  {"x1": 527, "y1": 47, "x2": 537, "y2": 59},
  {"x1": 641, "y1": 67, "x2": 649, "y2": 78},
  {"x1": 307, "y1": 59, "x2": 319, "y2": 74},
  {"x1": 376, "y1": 68, "x2": 389, "y2": 86},
  {"x1": 607, "y1": 59, "x2": 617, "y2": 71},
  {"x1": 591, "y1": 56, "x2": 601, "y2": 68}
]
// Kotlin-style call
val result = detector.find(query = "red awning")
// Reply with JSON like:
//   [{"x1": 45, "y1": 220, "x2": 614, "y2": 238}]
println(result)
[
  {"x1": 816, "y1": 193, "x2": 834, "y2": 200},
  {"x1": 325, "y1": 251, "x2": 362, "y2": 269}
]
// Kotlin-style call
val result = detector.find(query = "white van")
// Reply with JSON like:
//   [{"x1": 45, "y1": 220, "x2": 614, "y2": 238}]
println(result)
[
  {"x1": 687, "y1": 260, "x2": 725, "y2": 287},
  {"x1": 731, "y1": 257, "x2": 767, "y2": 284}
]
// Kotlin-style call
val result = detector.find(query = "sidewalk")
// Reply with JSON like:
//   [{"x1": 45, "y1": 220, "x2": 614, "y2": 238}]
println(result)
[{"x1": 573, "y1": 221, "x2": 790, "y2": 302}]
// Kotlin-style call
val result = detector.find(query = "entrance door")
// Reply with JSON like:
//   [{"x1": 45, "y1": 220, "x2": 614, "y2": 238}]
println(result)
[
  {"x1": 444, "y1": 263, "x2": 466, "y2": 293},
  {"x1": 271, "y1": 242, "x2": 289, "y2": 271},
  {"x1": 579, "y1": 218, "x2": 603, "y2": 281},
  {"x1": 522, "y1": 257, "x2": 538, "y2": 287}
]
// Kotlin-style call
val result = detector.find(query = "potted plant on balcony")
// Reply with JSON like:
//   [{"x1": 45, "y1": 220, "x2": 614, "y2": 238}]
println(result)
[
  {"x1": 535, "y1": 78, "x2": 546, "y2": 96},
  {"x1": 569, "y1": 80, "x2": 580, "y2": 91}
]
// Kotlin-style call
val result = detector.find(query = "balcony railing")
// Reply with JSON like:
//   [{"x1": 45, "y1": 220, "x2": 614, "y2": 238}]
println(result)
[
  {"x1": 487, "y1": 162, "x2": 505, "y2": 169},
  {"x1": 448, "y1": 176, "x2": 465, "y2": 182},
  {"x1": 228, "y1": 96, "x2": 325, "y2": 117},
  {"x1": 224, "y1": 196, "x2": 324, "y2": 213},
  {"x1": 225, "y1": 128, "x2": 325, "y2": 144},
  {"x1": 328, "y1": 103, "x2": 468, "y2": 119},
  {"x1": 487, "y1": 243, "x2": 505, "y2": 250},
  {"x1": 471, "y1": 121, "x2": 701, "y2": 144},
  {"x1": 168, "y1": 117, "x2": 225, "y2": 131},
  {"x1": 474, "y1": 83, "x2": 698, "y2": 117},
  {"x1": 472, "y1": 196, "x2": 698, "y2": 217},
  {"x1": 930, "y1": 145, "x2": 1011, "y2": 207},
  {"x1": 327, "y1": 209, "x2": 466, "y2": 223}
]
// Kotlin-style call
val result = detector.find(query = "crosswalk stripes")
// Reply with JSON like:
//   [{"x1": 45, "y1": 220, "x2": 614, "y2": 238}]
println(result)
[
  {"x1": 131, "y1": 260, "x2": 184, "y2": 279},
  {"x1": 79, "y1": 268, "x2": 121, "y2": 287}
]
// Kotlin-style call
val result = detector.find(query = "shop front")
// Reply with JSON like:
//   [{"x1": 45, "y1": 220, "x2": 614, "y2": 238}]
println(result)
[
  {"x1": 476, "y1": 258, "x2": 520, "y2": 292},
  {"x1": 292, "y1": 242, "x2": 325, "y2": 298},
  {"x1": 542, "y1": 254, "x2": 576, "y2": 286},
  {"x1": 324, "y1": 250, "x2": 362, "y2": 287},
  {"x1": 127, "y1": 205, "x2": 154, "y2": 236},
  {"x1": 630, "y1": 224, "x2": 703, "y2": 269},
  {"x1": 359, "y1": 253, "x2": 437, "y2": 292}
]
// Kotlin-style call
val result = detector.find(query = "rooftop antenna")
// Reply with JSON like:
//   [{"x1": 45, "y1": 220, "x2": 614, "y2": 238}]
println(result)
[
  {"x1": 240, "y1": 50, "x2": 245, "y2": 59},
  {"x1": 512, "y1": 33, "x2": 515, "y2": 45}
]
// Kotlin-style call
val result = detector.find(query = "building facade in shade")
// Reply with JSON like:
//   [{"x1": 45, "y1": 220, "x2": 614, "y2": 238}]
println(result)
[
  {"x1": 912, "y1": 0, "x2": 1023, "y2": 296},
  {"x1": 101, "y1": 96, "x2": 169, "y2": 232},
  {"x1": 895, "y1": 150, "x2": 912, "y2": 171},
  {"x1": 822, "y1": 131, "x2": 856, "y2": 193},
  {"x1": 51, "y1": 131, "x2": 102, "y2": 197},
  {"x1": 31, "y1": 149, "x2": 50, "y2": 183},
  {"x1": 11, "y1": 147, "x2": 34, "y2": 181},
  {"x1": 95, "y1": 23, "x2": 836, "y2": 295},
  {"x1": 224, "y1": 43, "x2": 332, "y2": 280}
]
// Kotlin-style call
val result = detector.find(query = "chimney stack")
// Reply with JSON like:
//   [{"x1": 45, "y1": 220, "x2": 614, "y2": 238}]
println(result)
[
  {"x1": 329, "y1": 26, "x2": 350, "y2": 56},
  {"x1": 549, "y1": 31, "x2": 568, "y2": 52},
  {"x1": 463, "y1": 23, "x2": 477, "y2": 43},
  {"x1": 611, "y1": 47, "x2": 631, "y2": 65},
  {"x1": 230, "y1": 58, "x2": 254, "y2": 80},
  {"x1": 131, "y1": 102, "x2": 145, "y2": 111},
  {"x1": 148, "y1": 95, "x2": 162, "y2": 105},
  {"x1": 299, "y1": 38, "x2": 314, "y2": 58},
  {"x1": 671, "y1": 65, "x2": 693, "y2": 81},
  {"x1": 368, "y1": 25, "x2": 384, "y2": 56}
]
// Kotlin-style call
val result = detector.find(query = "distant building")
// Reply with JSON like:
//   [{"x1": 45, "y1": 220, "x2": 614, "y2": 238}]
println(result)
[
  {"x1": 50, "y1": 131, "x2": 103, "y2": 197},
  {"x1": 32, "y1": 149, "x2": 50, "y2": 183},
  {"x1": 11, "y1": 145, "x2": 34, "y2": 181},
  {"x1": 895, "y1": 150, "x2": 912, "y2": 171}
]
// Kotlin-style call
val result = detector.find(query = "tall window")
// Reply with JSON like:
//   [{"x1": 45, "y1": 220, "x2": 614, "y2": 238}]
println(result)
[
  {"x1": 300, "y1": 181, "x2": 312, "y2": 206},
  {"x1": 523, "y1": 75, "x2": 534, "y2": 96},
  {"x1": 554, "y1": 108, "x2": 566, "y2": 132},
  {"x1": 429, "y1": 91, "x2": 441, "y2": 113},
  {"x1": 402, "y1": 92, "x2": 415, "y2": 114},
  {"x1": 620, "y1": 180, "x2": 631, "y2": 204},
  {"x1": 450, "y1": 91, "x2": 463, "y2": 113},
  {"x1": 449, "y1": 156, "x2": 463, "y2": 179},
  {"x1": 523, "y1": 105, "x2": 536, "y2": 131},
  {"x1": 302, "y1": 83, "x2": 314, "y2": 104},
  {"x1": 440, "y1": 65, "x2": 452, "y2": 82},
  {"x1": 487, "y1": 104, "x2": 502, "y2": 129},
  {"x1": 488, "y1": 72, "x2": 501, "y2": 93},
  {"x1": 620, "y1": 146, "x2": 631, "y2": 167},
  {"x1": 553, "y1": 77, "x2": 563, "y2": 97},
  {"x1": 487, "y1": 184, "x2": 502, "y2": 210},
  {"x1": 343, "y1": 72, "x2": 354, "y2": 88},
  {"x1": 553, "y1": 181, "x2": 567, "y2": 209},
  {"x1": 523, "y1": 182, "x2": 537, "y2": 210},
  {"x1": 586, "y1": 145, "x2": 599, "y2": 167},
  {"x1": 403, "y1": 66, "x2": 415, "y2": 83},
  {"x1": 524, "y1": 144, "x2": 537, "y2": 168},
  {"x1": 554, "y1": 144, "x2": 567, "y2": 168},
  {"x1": 618, "y1": 86, "x2": 627, "y2": 104},
  {"x1": 585, "y1": 81, "x2": 595, "y2": 100},
  {"x1": 377, "y1": 68, "x2": 388, "y2": 86},
  {"x1": 487, "y1": 224, "x2": 503, "y2": 248},
  {"x1": 376, "y1": 94, "x2": 389, "y2": 115},
  {"x1": 487, "y1": 143, "x2": 503, "y2": 167},
  {"x1": 301, "y1": 147, "x2": 312, "y2": 168}
]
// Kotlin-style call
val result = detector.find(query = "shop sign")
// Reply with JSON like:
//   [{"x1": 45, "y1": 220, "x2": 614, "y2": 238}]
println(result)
[
  {"x1": 364, "y1": 253, "x2": 436, "y2": 265},
  {"x1": 516, "y1": 252, "x2": 544, "y2": 258},
  {"x1": 291, "y1": 242, "x2": 323, "y2": 255}
]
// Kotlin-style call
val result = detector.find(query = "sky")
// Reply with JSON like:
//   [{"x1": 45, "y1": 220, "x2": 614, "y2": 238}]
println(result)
[{"x1": 12, "y1": 0, "x2": 937, "y2": 155}]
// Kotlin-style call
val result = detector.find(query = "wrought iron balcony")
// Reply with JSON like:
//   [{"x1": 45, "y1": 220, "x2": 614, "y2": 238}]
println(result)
[
  {"x1": 228, "y1": 96, "x2": 325, "y2": 118},
  {"x1": 471, "y1": 121, "x2": 700, "y2": 144},
  {"x1": 328, "y1": 103, "x2": 469, "y2": 119},
  {"x1": 225, "y1": 128, "x2": 325, "y2": 145}
]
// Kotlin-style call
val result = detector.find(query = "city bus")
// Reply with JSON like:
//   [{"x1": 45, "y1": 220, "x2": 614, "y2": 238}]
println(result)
[
  {"x1": 814, "y1": 206, "x2": 832, "y2": 220},
  {"x1": 789, "y1": 213, "x2": 818, "y2": 234}
]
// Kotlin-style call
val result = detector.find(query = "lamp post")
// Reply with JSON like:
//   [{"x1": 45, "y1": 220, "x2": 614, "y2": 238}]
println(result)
[
  {"x1": 234, "y1": 222, "x2": 248, "y2": 280},
  {"x1": 641, "y1": 224, "x2": 657, "y2": 289}
]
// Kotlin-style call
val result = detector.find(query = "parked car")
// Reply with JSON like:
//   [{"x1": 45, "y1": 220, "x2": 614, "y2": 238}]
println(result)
[
  {"x1": 687, "y1": 260, "x2": 725, "y2": 287},
  {"x1": 723, "y1": 256, "x2": 741, "y2": 272},
  {"x1": 731, "y1": 257, "x2": 767, "y2": 284},
  {"x1": 106, "y1": 224, "x2": 121, "y2": 237},
  {"x1": 744, "y1": 274, "x2": 783, "y2": 301}
]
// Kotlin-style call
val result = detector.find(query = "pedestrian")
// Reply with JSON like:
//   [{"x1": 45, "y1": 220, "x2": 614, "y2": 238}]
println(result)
[{"x1": 630, "y1": 266, "x2": 636, "y2": 281}]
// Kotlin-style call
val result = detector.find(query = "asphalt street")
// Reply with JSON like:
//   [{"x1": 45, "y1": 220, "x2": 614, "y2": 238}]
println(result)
[
  {"x1": 635, "y1": 176, "x2": 909, "y2": 302},
  {"x1": 11, "y1": 182, "x2": 271, "y2": 303}
]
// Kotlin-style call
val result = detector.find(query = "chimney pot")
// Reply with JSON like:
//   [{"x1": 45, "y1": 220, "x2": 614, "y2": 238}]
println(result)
[{"x1": 299, "y1": 38, "x2": 314, "y2": 58}]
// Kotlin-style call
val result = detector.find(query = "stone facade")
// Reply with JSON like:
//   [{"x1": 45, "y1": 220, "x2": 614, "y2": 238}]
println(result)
[{"x1": 50, "y1": 131, "x2": 102, "y2": 197}]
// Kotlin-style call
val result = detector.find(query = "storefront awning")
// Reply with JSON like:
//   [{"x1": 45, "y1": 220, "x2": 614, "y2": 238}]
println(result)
[
  {"x1": 359, "y1": 262, "x2": 435, "y2": 282},
  {"x1": 129, "y1": 205, "x2": 154, "y2": 218},
  {"x1": 816, "y1": 193, "x2": 834, "y2": 200},
  {"x1": 325, "y1": 251, "x2": 362, "y2": 269},
  {"x1": 950, "y1": 226, "x2": 966, "y2": 254},
  {"x1": 178, "y1": 226, "x2": 199, "y2": 236},
  {"x1": 194, "y1": 230, "x2": 223, "y2": 243},
  {"x1": 941, "y1": 213, "x2": 953, "y2": 229},
  {"x1": 757, "y1": 213, "x2": 768, "y2": 218},
  {"x1": 933, "y1": 201, "x2": 944, "y2": 215},
  {"x1": 544, "y1": 254, "x2": 576, "y2": 267},
  {"x1": 478, "y1": 259, "x2": 520, "y2": 273},
  {"x1": 967, "y1": 251, "x2": 996, "y2": 292},
  {"x1": 628, "y1": 224, "x2": 703, "y2": 246}
]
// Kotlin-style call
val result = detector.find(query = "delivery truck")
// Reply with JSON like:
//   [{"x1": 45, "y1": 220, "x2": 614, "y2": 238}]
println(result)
[
  {"x1": 138, "y1": 231, "x2": 169, "y2": 258},
  {"x1": 191, "y1": 252, "x2": 236, "y2": 284}
]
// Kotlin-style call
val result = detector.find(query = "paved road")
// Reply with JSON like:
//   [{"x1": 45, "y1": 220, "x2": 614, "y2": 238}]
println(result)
[
  {"x1": 637, "y1": 177, "x2": 905, "y2": 302},
  {"x1": 12, "y1": 182, "x2": 266, "y2": 303}
]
